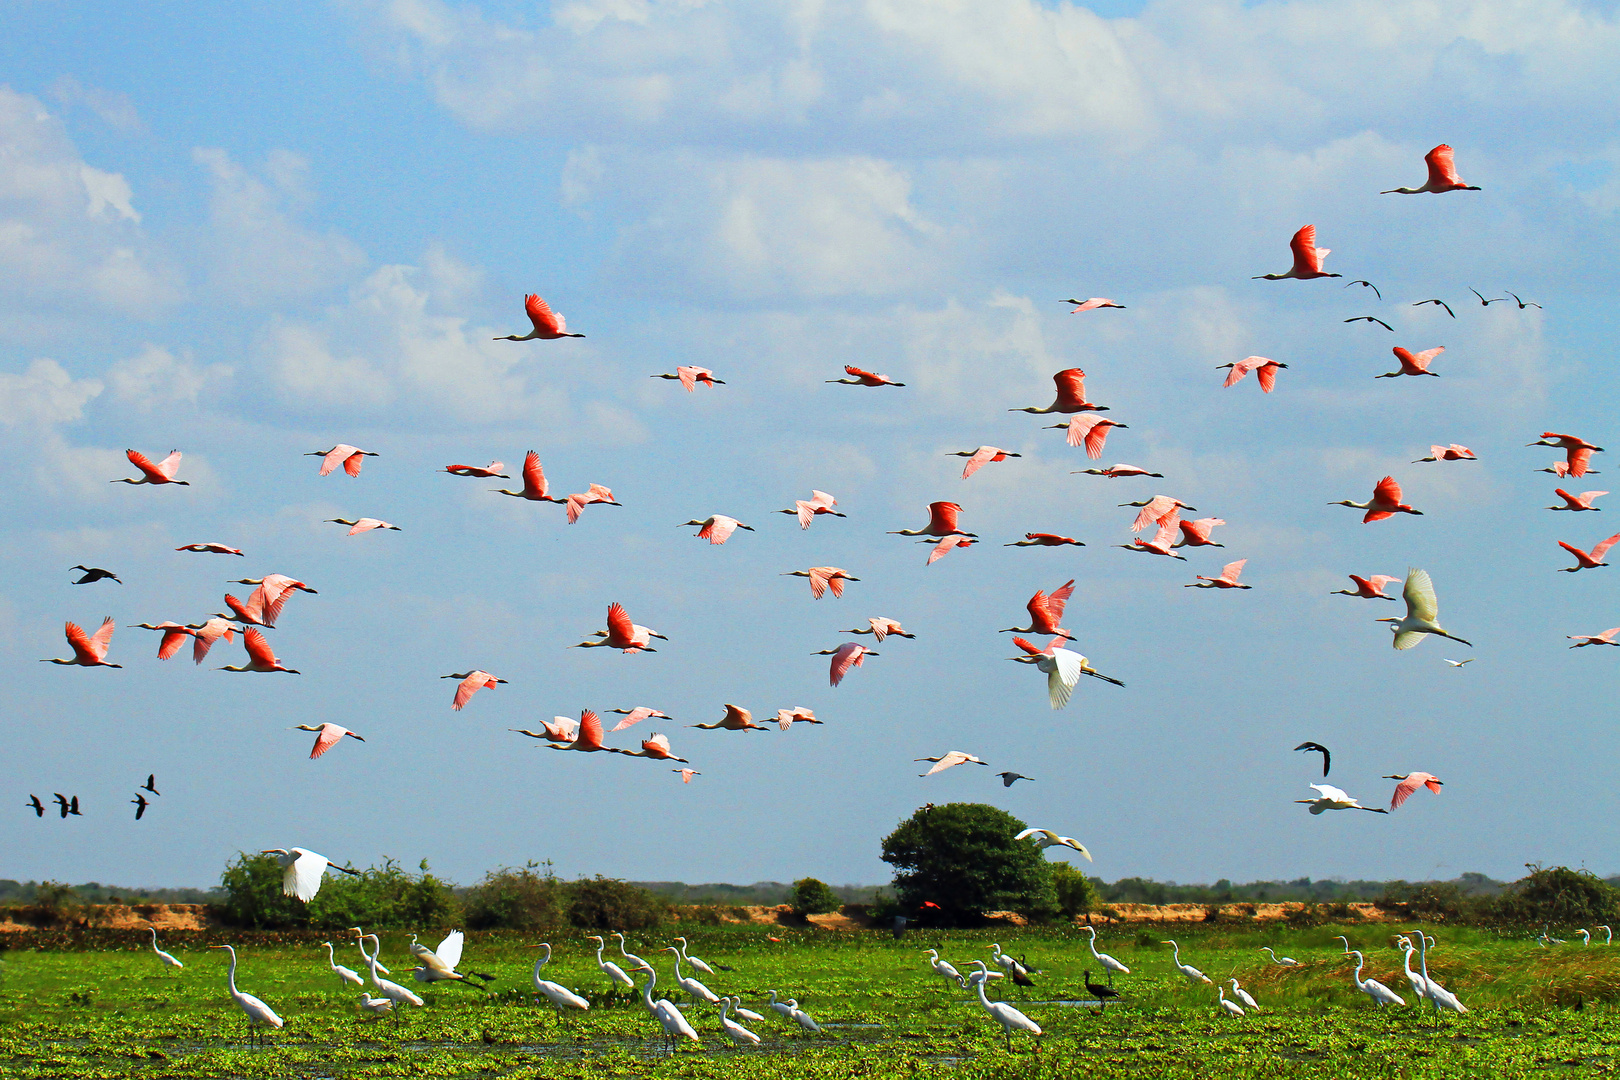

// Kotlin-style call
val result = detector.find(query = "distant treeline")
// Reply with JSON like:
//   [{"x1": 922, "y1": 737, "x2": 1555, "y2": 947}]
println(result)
[
  {"x1": 0, "y1": 879, "x2": 220, "y2": 905},
  {"x1": 631, "y1": 881, "x2": 885, "y2": 905},
  {"x1": 1093, "y1": 872, "x2": 1517, "y2": 905}
]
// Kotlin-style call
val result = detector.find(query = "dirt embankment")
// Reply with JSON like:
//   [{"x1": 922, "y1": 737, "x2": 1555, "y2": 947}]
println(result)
[{"x1": 0, "y1": 903, "x2": 213, "y2": 933}]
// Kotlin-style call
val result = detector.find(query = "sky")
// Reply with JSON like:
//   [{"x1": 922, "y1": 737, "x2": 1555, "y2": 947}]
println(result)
[{"x1": 3, "y1": 0, "x2": 1619, "y2": 894}]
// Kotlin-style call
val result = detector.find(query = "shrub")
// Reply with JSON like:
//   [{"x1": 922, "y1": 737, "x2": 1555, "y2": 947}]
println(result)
[
  {"x1": 566, "y1": 876, "x2": 672, "y2": 930},
  {"x1": 880, "y1": 803, "x2": 1055, "y2": 926},
  {"x1": 215, "y1": 854, "x2": 458, "y2": 930},
  {"x1": 791, "y1": 878, "x2": 841, "y2": 916},
  {"x1": 1485, "y1": 865, "x2": 1620, "y2": 927},
  {"x1": 23, "y1": 881, "x2": 80, "y2": 927},
  {"x1": 1050, "y1": 864, "x2": 1097, "y2": 920},
  {"x1": 216, "y1": 854, "x2": 306, "y2": 930},
  {"x1": 1285, "y1": 902, "x2": 1326, "y2": 928},
  {"x1": 1377, "y1": 880, "x2": 1469, "y2": 921},
  {"x1": 462, "y1": 865, "x2": 564, "y2": 931}
]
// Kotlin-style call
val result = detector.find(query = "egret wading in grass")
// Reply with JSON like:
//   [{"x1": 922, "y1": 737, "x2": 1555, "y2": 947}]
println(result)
[
  {"x1": 1261, "y1": 947, "x2": 1300, "y2": 966},
  {"x1": 1412, "y1": 932, "x2": 1467, "y2": 1018},
  {"x1": 673, "y1": 937, "x2": 715, "y2": 975},
  {"x1": 786, "y1": 999, "x2": 821, "y2": 1034},
  {"x1": 1347, "y1": 950, "x2": 1405, "y2": 1008},
  {"x1": 1217, "y1": 984, "x2": 1245, "y2": 1017},
  {"x1": 586, "y1": 935, "x2": 635, "y2": 994},
  {"x1": 1229, "y1": 979, "x2": 1259, "y2": 1010},
  {"x1": 719, "y1": 998, "x2": 762, "y2": 1045},
  {"x1": 1083, "y1": 926, "x2": 1130, "y2": 984},
  {"x1": 530, "y1": 944, "x2": 590, "y2": 1016},
  {"x1": 353, "y1": 930, "x2": 424, "y2": 1009},
  {"x1": 1163, "y1": 941, "x2": 1213, "y2": 984},
  {"x1": 358, "y1": 992, "x2": 394, "y2": 1017},
  {"x1": 636, "y1": 964, "x2": 699, "y2": 1049},
  {"x1": 967, "y1": 962, "x2": 1041, "y2": 1052},
  {"x1": 207, "y1": 945, "x2": 282, "y2": 1044},
  {"x1": 148, "y1": 928, "x2": 183, "y2": 973},
  {"x1": 665, "y1": 946, "x2": 720, "y2": 1005},
  {"x1": 1397, "y1": 939, "x2": 1431, "y2": 998},
  {"x1": 321, "y1": 941, "x2": 364, "y2": 988},
  {"x1": 924, "y1": 948, "x2": 962, "y2": 987}
]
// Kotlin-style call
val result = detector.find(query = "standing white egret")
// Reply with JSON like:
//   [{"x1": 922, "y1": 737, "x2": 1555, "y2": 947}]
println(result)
[
  {"x1": 1228, "y1": 978, "x2": 1259, "y2": 1010},
  {"x1": 636, "y1": 963, "x2": 699, "y2": 1048},
  {"x1": 321, "y1": 941, "x2": 364, "y2": 988},
  {"x1": 765, "y1": 990, "x2": 795, "y2": 1019},
  {"x1": 261, "y1": 847, "x2": 359, "y2": 902},
  {"x1": 1217, "y1": 984, "x2": 1245, "y2": 1016},
  {"x1": 1162, "y1": 940, "x2": 1212, "y2": 984},
  {"x1": 1602, "y1": 925, "x2": 1613, "y2": 945},
  {"x1": 1577, "y1": 929, "x2": 1592, "y2": 945},
  {"x1": 530, "y1": 944, "x2": 590, "y2": 1015},
  {"x1": 673, "y1": 936, "x2": 716, "y2": 976},
  {"x1": 357, "y1": 992, "x2": 394, "y2": 1017},
  {"x1": 665, "y1": 946, "x2": 720, "y2": 1005},
  {"x1": 1347, "y1": 950, "x2": 1406, "y2": 1007},
  {"x1": 719, "y1": 997, "x2": 762, "y2": 1045},
  {"x1": 1083, "y1": 927, "x2": 1130, "y2": 983},
  {"x1": 924, "y1": 948, "x2": 962, "y2": 987},
  {"x1": 147, "y1": 927, "x2": 183, "y2": 973},
  {"x1": 1261, "y1": 947, "x2": 1300, "y2": 966},
  {"x1": 614, "y1": 932, "x2": 650, "y2": 972},
  {"x1": 786, "y1": 998, "x2": 821, "y2": 1033},
  {"x1": 966, "y1": 962, "x2": 1040, "y2": 1052},
  {"x1": 1376, "y1": 568, "x2": 1472, "y2": 650},
  {"x1": 1396, "y1": 939, "x2": 1431, "y2": 999},
  {"x1": 207, "y1": 945, "x2": 283, "y2": 1043},
  {"x1": 354, "y1": 930, "x2": 424, "y2": 1008},
  {"x1": 1412, "y1": 932, "x2": 1466, "y2": 1016},
  {"x1": 988, "y1": 943, "x2": 1018, "y2": 973},
  {"x1": 587, "y1": 935, "x2": 636, "y2": 993}
]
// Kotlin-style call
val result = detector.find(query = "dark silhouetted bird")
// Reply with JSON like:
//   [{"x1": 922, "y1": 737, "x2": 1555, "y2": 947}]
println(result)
[
  {"x1": 1507, "y1": 292, "x2": 1541, "y2": 309},
  {"x1": 141, "y1": 774, "x2": 160, "y2": 796},
  {"x1": 54, "y1": 794, "x2": 81, "y2": 818},
  {"x1": 1345, "y1": 280, "x2": 1381, "y2": 300},
  {"x1": 131, "y1": 794, "x2": 149, "y2": 820},
  {"x1": 1084, "y1": 970, "x2": 1121, "y2": 1011},
  {"x1": 26, "y1": 794, "x2": 44, "y2": 817},
  {"x1": 1294, "y1": 741, "x2": 1331, "y2": 776},
  {"x1": 1413, "y1": 299, "x2": 1454, "y2": 318},
  {"x1": 996, "y1": 772, "x2": 1033, "y2": 787},
  {"x1": 1469, "y1": 288, "x2": 1507, "y2": 306},
  {"x1": 1344, "y1": 316, "x2": 1393, "y2": 331},
  {"x1": 70, "y1": 566, "x2": 120, "y2": 585}
]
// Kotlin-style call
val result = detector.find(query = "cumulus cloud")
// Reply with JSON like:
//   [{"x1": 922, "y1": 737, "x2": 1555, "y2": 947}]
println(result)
[
  {"x1": 0, "y1": 359, "x2": 104, "y2": 428},
  {"x1": 107, "y1": 344, "x2": 233, "y2": 410}
]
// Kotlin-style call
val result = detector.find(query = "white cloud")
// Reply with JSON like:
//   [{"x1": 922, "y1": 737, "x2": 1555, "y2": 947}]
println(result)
[
  {"x1": 107, "y1": 344, "x2": 233, "y2": 410},
  {"x1": 0, "y1": 359, "x2": 103, "y2": 428}
]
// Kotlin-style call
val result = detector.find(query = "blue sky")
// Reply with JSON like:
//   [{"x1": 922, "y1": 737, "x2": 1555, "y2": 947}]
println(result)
[{"x1": 3, "y1": 0, "x2": 1619, "y2": 892}]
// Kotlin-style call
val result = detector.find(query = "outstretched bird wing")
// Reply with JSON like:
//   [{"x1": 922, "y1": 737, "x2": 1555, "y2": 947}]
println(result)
[
  {"x1": 1590, "y1": 533, "x2": 1620, "y2": 562},
  {"x1": 1294, "y1": 742, "x2": 1331, "y2": 776},
  {"x1": 1048, "y1": 648, "x2": 1084, "y2": 709},
  {"x1": 1403, "y1": 567, "x2": 1439, "y2": 623},
  {"x1": 526, "y1": 294, "x2": 564, "y2": 335}
]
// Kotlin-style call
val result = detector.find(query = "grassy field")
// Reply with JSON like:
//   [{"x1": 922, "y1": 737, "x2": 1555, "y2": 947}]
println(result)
[{"x1": 1, "y1": 922, "x2": 1616, "y2": 1078}]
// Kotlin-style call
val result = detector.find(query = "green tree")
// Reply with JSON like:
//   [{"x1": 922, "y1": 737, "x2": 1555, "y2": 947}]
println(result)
[
  {"x1": 1486, "y1": 865, "x2": 1620, "y2": 926},
  {"x1": 1050, "y1": 863, "x2": 1097, "y2": 920},
  {"x1": 880, "y1": 803, "x2": 1055, "y2": 926},
  {"x1": 462, "y1": 864, "x2": 564, "y2": 931},
  {"x1": 216, "y1": 854, "x2": 308, "y2": 929},
  {"x1": 215, "y1": 853, "x2": 458, "y2": 930},
  {"x1": 791, "y1": 877, "x2": 841, "y2": 916}
]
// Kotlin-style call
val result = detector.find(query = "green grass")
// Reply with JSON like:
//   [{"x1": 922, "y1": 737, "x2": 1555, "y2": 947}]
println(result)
[{"x1": 1, "y1": 923, "x2": 1616, "y2": 1078}]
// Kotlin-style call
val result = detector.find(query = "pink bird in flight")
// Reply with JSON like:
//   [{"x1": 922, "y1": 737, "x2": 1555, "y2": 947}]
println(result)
[
  {"x1": 494, "y1": 294, "x2": 584, "y2": 340},
  {"x1": 443, "y1": 670, "x2": 507, "y2": 711},
  {"x1": 1253, "y1": 225, "x2": 1341, "y2": 281},
  {"x1": 306, "y1": 444, "x2": 378, "y2": 477},
  {"x1": 1382, "y1": 145, "x2": 1480, "y2": 194},
  {"x1": 114, "y1": 449, "x2": 188, "y2": 486}
]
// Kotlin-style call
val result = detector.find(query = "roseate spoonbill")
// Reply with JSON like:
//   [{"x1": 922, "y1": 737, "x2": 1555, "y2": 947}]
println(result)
[
  {"x1": 527, "y1": 944, "x2": 589, "y2": 1012},
  {"x1": 586, "y1": 935, "x2": 635, "y2": 991},
  {"x1": 326, "y1": 517, "x2": 400, "y2": 534},
  {"x1": 1253, "y1": 225, "x2": 1341, "y2": 280},
  {"x1": 923, "y1": 534, "x2": 975, "y2": 564},
  {"x1": 1085, "y1": 971, "x2": 1121, "y2": 1009},
  {"x1": 967, "y1": 962, "x2": 1041, "y2": 1051},
  {"x1": 510, "y1": 718, "x2": 578, "y2": 743},
  {"x1": 1174, "y1": 517, "x2": 1226, "y2": 547},
  {"x1": 1414, "y1": 299, "x2": 1455, "y2": 318},
  {"x1": 1262, "y1": 947, "x2": 1300, "y2": 966},
  {"x1": 565, "y1": 483, "x2": 620, "y2": 524},
  {"x1": 1382, "y1": 145, "x2": 1480, "y2": 194},
  {"x1": 621, "y1": 732, "x2": 688, "y2": 762},
  {"x1": 190, "y1": 618, "x2": 239, "y2": 664},
  {"x1": 1012, "y1": 368, "x2": 1108, "y2": 413},
  {"x1": 1345, "y1": 316, "x2": 1394, "y2": 331},
  {"x1": 494, "y1": 294, "x2": 583, "y2": 339},
  {"x1": 113, "y1": 448, "x2": 188, "y2": 486},
  {"x1": 653, "y1": 366, "x2": 724, "y2": 391},
  {"x1": 783, "y1": 566, "x2": 859, "y2": 598},
  {"x1": 1558, "y1": 533, "x2": 1620, "y2": 571},
  {"x1": 1218, "y1": 985, "x2": 1245, "y2": 1016},
  {"x1": 673, "y1": 937, "x2": 714, "y2": 976},
  {"x1": 815, "y1": 642, "x2": 877, "y2": 686},
  {"x1": 997, "y1": 771, "x2": 1032, "y2": 786},
  {"x1": 1046, "y1": 414, "x2": 1126, "y2": 459},
  {"x1": 679, "y1": 515, "x2": 752, "y2": 544},
  {"x1": 1376, "y1": 347, "x2": 1445, "y2": 378},
  {"x1": 573, "y1": 603, "x2": 663, "y2": 652},
  {"x1": 845, "y1": 617, "x2": 913, "y2": 641},
  {"x1": 1000, "y1": 579, "x2": 1075, "y2": 636},
  {"x1": 691, "y1": 704, "x2": 766, "y2": 731},
  {"x1": 674, "y1": 768, "x2": 700, "y2": 782},
  {"x1": 635, "y1": 964, "x2": 699, "y2": 1047},
  {"x1": 1296, "y1": 784, "x2": 1388, "y2": 814},
  {"x1": 1414, "y1": 444, "x2": 1474, "y2": 462},
  {"x1": 608, "y1": 706, "x2": 672, "y2": 732},
  {"x1": 1064, "y1": 297, "x2": 1124, "y2": 312},
  {"x1": 1507, "y1": 292, "x2": 1541, "y2": 309},
  {"x1": 827, "y1": 365, "x2": 903, "y2": 386},
  {"x1": 220, "y1": 629, "x2": 300, "y2": 673},
  {"x1": 218, "y1": 592, "x2": 270, "y2": 627},
  {"x1": 1009, "y1": 636, "x2": 1124, "y2": 708},
  {"x1": 1377, "y1": 568, "x2": 1470, "y2": 649},
  {"x1": 176, "y1": 542, "x2": 243, "y2": 555},
  {"x1": 493, "y1": 451, "x2": 565, "y2": 502},
  {"x1": 1347, "y1": 950, "x2": 1405, "y2": 1007},
  {"x1": 1218, "y1": 356, "x2": 1288, "y2": 392},
  {"x1": 1186, "y1": 559, "x2": 1250, "y2": 589},
  {"x1": 1531, "y1": 433, "x2": 1605, "y2": 479},
  {"x1": 229, "y1": 574, "x2": 317, "y2": 626},
  {"x1": 1383, "y1": 772, "x2": 1442, "y2": 810},
  {"x1": 719, "y1": 998, "x2": 761, "y2": 1045},
  {"x1": 1122, "y1": 495, "x2": 1197, "y2": 532},
  {"x1": 1332, "y1": 574, "x2": 1400, "y2": 600},
  {"x1": 1347, "y1": 279, "x2": 1382, "y2": 299},
  {"x1": 207, "y1": 946, "x2": 282, "y2": 1041},
  {"x1": 42, "y1": 617, "x2": 119, "y2": 668},
  {"x1": 950, "y1": 445, "x2": 1021, "y2": 478},
  {"x1": 70, "y1": 565, "x2": 119, "y2": 584},
  {"x1": 130, "y1": 621, "x2": 197, "y2": 661},
  {"x1": 149, "y1": 929, "x2": 183, "y2": 971},
  {"x1": 1550, "y1": 489, "x2": 1607, "y2": 511},
  {"x1": 1295, "y1": 742, "x2": 1331, "y2": 776},
  {"x1": 1568, "y1": 627, "x2": 1620, "y2": 647},
  {"x1": 262, "y1": 848, "x2": 358, "y2": 901},
  {"x1": 775, "y1": 706, "x2": 820, "y2": 729},
  {"x1": 306, "y1": 444, "x2": 377, "y2": 477},
  {"x1": 1116, "y1": 512, "x2": 1187, "y2": 559},
  {"x1": 1075, "y1": 463, "x2": 1162, "y2": 478},
  {"x1": 549, "y1": 710, "x2": 615, "y2": 752},
  {"x1": 323, "y1": 942, "x2": 364, "y2": 987},
  {"x1": 445, "y1": 461, "x2": 507, "y2": 478},
  {"x1": 1015, "y1": 828, "x2": 1091, "y2": 860},
  {"x1": 778, "y1": 489, "x2": 844, "y2": 528},
  {"x1": 916, "y1": 751, "x2": 988, "y2": 776},
  {"x1": 1163, "y1": 941, "x2": 1213, "y2": 983},
  {"x1": 1331, "y1": 476, "x2": 1422, "y2": 523},
  {"x1": 293, "y1": 723, "x2": 364, "y2": 759},
  {"x1": 443, "y1": 670, "x2": 507, "y2": 711},
  {"x1": 1006, "y1": 532, "x2": 1085, "y2": 546},
  {"x1": 890, "y1": 501, "x2": 973, "y2": 537},
  {"x1": 1083, "y1": 927, "x2": 1129, "y2": 981}
]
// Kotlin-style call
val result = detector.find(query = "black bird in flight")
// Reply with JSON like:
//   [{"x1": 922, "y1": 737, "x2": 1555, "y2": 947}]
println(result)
[
  {"x1": 70, "y1": 566, "x2": 121, "y2": 585},
  {"x1": 1413, "y1": 299, "x2": 1455, "y2": 318},
  {"x1": 141, "y1": 774, "x2": 160, "y2": 796},
  {"x1": 1507, "y1": 292, "x2": 1542, "y2": 309},
  {"x1": 1294, "y1": 741, "x2": 1331, "y2": 777},
  {"x1": 53, "y1": 793, "x2": 81, "y2": 818},
  {"x1": 1344, "y1": 316, "x2": 1393, "y2": 331},
  {"x1": 26, "y1": 794, "x2": 44, "y2": 817},
  {"x1": 996, "y1": 772, "x2": 1033, "y2": 787},
  {"x1": 1344, "y1": 280, "x2": 1381, "y2": 300},
  {"x1": 131, "y1": 794, "x2": 149, "y2": 820},
  {"x1": 1470, "y1": 288, "x2": 1507, "y2": 306}
]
